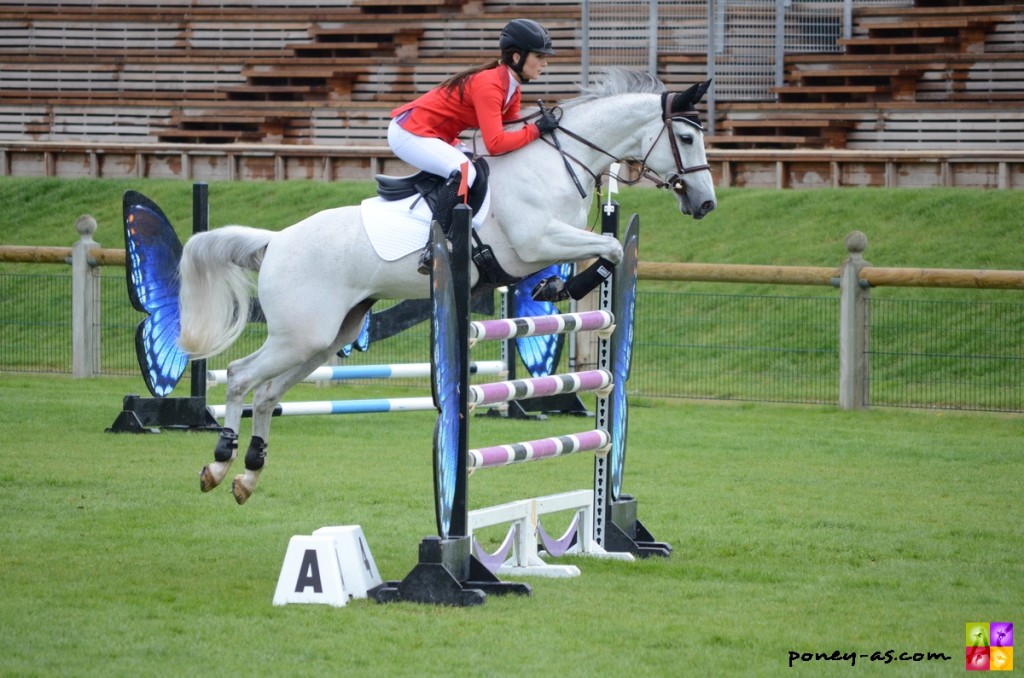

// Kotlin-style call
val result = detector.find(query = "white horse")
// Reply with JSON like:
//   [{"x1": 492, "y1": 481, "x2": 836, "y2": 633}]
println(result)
[{"x1": 178, "y1": 69, "x2": 716, "y2": 504}]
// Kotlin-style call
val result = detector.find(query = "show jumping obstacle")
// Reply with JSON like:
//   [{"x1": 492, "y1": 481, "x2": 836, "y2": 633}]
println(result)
[
  {"x1": 374, "y1": 203, "x2": 670, "y2": 606},
  {"x1": 106, "y1": 184, "x2": 599, "y2": 428}
]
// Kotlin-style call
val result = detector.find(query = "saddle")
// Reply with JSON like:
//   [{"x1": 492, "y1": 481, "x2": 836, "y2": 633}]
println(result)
[{"x1": 374, "y1": 156, "x2": 490, "y2": 216}]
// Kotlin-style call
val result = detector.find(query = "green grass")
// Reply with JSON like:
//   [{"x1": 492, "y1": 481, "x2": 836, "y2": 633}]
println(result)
[{"x1": 1, "y1": 374, "x2": 1021, "y2": 676}]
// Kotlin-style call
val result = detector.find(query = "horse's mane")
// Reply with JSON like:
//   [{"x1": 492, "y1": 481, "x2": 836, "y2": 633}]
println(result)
[{"x1": 560, "y1": 68, "x2": 667, "y2": 110}]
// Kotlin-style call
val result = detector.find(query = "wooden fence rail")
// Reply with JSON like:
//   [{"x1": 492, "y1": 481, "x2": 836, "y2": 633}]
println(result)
[
  {"x1": 0, "y1": 244, "x2": 126, "y2": 266},
  {"x1": 638, "y1": 262, "x2": 838, "y2": 286},
  {"x1": 638, "y1": 261, "x2": 1024, "y2": 289},
  {"x1": 10, "y1": 247, "x2": 1024, "y2": 290}
]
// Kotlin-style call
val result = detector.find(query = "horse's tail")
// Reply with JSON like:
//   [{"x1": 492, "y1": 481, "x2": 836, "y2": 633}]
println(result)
[{"x1": 178, "y1": 226, "x2": 274, "y2": 359}]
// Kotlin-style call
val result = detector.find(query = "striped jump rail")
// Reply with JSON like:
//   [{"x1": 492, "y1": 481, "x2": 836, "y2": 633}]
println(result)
[
  {"x1": 468, "y1": 428, "x2": 612, "y2": 471},
  {"x1": 208, "y1": 396, "x2": 435, "y2": 419},
  {"x1": 468, "y1": 310, "x2": 615, "y2": 345},
  {"x1": 467, "y1": 369, "x2": 613, "y2": 408},
  {"x1": 206, "y1": 360, "x2": 506, "y2": 386}
]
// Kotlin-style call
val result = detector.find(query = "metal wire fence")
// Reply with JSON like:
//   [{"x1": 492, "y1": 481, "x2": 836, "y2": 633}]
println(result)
[
  {"x1": 869, "y1": 297, "x2": 1024, "y2": 411},
  {"x1": 634, "y1": 290, "x2": 838, "y2": 404},
  {"x1": 3, "y1": 271, "x2": 1022, "y2": 412},
  {"x1": 2, "y1": 272, "x2": 72, "y2": 372}
]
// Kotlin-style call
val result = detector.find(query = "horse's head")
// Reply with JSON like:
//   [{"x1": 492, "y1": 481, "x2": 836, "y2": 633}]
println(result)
[{"x1": 640, "y1": 79, "x2": 717, "y2": 220}]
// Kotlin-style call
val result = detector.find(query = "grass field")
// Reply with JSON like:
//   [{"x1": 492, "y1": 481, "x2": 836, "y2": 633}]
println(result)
[{"x1": 1, "y1": 374, "x2": 1020, "y2": 676}]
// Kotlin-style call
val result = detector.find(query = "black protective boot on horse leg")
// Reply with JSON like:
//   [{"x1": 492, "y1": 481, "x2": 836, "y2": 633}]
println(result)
[
  {"x1": 531, "y1": 256, "x2": 616, "y2": 302},
  {"x1": 417, "y1": 170, "x2": 465, "y2": 275}
]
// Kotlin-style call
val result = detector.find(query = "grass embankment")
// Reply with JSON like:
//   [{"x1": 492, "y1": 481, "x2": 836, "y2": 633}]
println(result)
[{"x1": 2, "y1": 178, "x2": 1022, "y2": 275}]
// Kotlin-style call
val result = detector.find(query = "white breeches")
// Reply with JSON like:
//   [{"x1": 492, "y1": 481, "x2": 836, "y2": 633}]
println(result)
[{"x1": 388, "y1": 117, "x2": 478, "y2": 186}]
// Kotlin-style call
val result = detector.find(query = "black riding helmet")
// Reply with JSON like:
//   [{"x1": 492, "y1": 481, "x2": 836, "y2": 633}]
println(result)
[
  {"x1": 500, "y1": 18, "x2": 556, "y2": 57},
  {"x1": 499, "y1": 19, "x2": 557, "y2": 80}
]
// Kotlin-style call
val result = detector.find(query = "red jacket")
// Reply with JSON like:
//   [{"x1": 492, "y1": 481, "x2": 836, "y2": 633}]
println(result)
[{"x1": 391, "y1": 65, "x2": 540, "y2": 155}]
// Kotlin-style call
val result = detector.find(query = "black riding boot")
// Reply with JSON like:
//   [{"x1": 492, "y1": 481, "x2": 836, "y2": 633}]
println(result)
[{"x1": 417, "y1": 170, "x2": 464, "y2": 275}]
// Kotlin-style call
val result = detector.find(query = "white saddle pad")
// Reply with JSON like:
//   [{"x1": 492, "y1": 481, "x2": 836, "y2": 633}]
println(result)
[{"x1": 360, "y1": 189, "x2": 489, "y2": 261}]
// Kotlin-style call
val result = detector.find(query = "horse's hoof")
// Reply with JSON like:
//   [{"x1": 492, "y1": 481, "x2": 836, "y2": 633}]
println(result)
[
  {"x1": 199, "y1": 465, "x2": 221, "y2": 493},
  {"x1": 231, "y1": 475, "x2": 253, "y2": 505},
  {"x1": 531, "y1": 276, "x2": 569, "y2": 302}
]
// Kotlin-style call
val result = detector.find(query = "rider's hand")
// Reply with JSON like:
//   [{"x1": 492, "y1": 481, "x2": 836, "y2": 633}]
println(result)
[{"x1": 536, "y1": 111, "x2": 559, "y2": 135}]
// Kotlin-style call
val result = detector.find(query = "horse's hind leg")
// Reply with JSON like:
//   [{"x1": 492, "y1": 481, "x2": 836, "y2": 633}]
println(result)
[
  {"x1": 228, "y1": 350, "x2": 343, "y2": 504},
  {"x1": 198, "y1": 336, "x2": 310, "y2": 493},
  {"x1": 228, "y1": 363, "x2": 308, "y2": 505},
  {"x1": 231, "y1": 301, "x2": 375, "y2": 504},
  {"x1": 198, "y1": 348, "x2": 266, "y2": 493},
  {"x1": 198, "y1": 428, "x2": 240, "y2": 492}
]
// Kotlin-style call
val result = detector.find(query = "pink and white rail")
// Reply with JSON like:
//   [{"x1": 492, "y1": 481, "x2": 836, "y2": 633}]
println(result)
[{"x1": 468, "y1": 309, "x2": 614, "y2": 344}]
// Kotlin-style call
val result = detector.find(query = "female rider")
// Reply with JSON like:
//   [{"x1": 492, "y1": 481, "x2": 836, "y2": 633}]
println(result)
[{"x1": 387, "y1": 18, "x2": 560, "y2": 273}]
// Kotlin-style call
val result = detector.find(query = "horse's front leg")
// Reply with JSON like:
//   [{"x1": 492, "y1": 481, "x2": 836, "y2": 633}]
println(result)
[
  {"x1": 199, "y1": 367, "x2": 250, "y2": 493},
  {"x1": 519, "y1": 218, "x2": 624, "y2": 266},
  {"x1": 512, "y1": 218, "x2": 625, "y2": 301}
]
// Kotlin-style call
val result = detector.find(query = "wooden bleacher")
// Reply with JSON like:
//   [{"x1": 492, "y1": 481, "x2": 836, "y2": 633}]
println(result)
[
  {"x1": 0, "y1": 0, "x2": 1020, "y2": 151},
  {"x1": 709, "y1": 1, "x2": 1024, "y2": 149}
]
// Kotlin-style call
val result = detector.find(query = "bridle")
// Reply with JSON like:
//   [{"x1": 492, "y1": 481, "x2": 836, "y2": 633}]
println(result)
[
  {"x1": 648, "y1": 91, "x2": 713, "y2": 191},
  {"x1": 535, "y1": 91, "x2": 712, "y2": 198}
]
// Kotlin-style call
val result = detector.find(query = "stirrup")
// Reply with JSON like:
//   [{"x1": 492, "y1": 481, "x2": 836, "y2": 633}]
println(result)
[{"x1": 416, "y1": 244, "x2": 432, "y2": 275}]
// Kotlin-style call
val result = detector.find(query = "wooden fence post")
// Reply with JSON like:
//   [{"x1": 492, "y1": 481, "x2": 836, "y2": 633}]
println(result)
[
  {"x1": 839, "y1": 231, "x2": 870, "y2": 409},
  {"x1": 71, "y1": 215, "x2": 101, "y2": 378}
]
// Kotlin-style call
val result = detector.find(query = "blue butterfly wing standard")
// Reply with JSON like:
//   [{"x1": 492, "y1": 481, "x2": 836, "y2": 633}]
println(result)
[
  {"x1": 609, "y1": 216, "x2": 639, "y2": 501},
  {"x1": 123, "y1": 191, "x2": 189, "y2": 397},
  {"x1": 511, "y1": 263, "x2": 573, "y2": 377},
  {"x1": 430, "y1": 231, "x2": 459, "y2": 539},
  {"x1": 337, "y1": 311, "x2": 372, "y2": 358}
]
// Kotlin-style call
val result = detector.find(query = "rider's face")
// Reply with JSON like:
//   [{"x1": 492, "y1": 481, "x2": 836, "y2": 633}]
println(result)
[{"x1": 518, "y1": 52, "x2": 547, "y2": 82}]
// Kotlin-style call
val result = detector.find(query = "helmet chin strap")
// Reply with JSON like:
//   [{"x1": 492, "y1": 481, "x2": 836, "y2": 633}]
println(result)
[{"x1": 507, "y1": 50, "x2": 529, "y2": 82}]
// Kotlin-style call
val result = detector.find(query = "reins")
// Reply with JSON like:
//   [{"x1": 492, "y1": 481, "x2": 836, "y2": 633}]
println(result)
[{"x1": 537, "y1": 100, "x2": 587, "y2": 199}]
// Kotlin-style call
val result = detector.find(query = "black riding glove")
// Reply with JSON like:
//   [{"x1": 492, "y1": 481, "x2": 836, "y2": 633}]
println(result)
[{"x1": 536, "y1": 111, "x2": 559, "y2": 135}]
